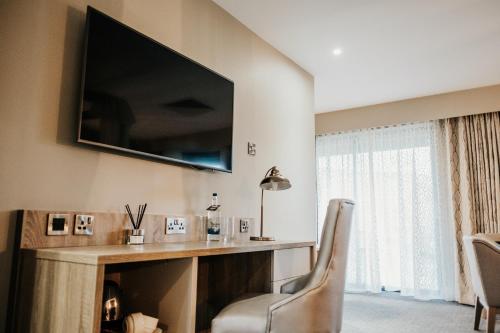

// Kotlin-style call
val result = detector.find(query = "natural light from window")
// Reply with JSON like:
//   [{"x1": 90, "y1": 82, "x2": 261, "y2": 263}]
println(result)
[{"x1": 316, "y1": 122, "x2": 455, "y2": 300}]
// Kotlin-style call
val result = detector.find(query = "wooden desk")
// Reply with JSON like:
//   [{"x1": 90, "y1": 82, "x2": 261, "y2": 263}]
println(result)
[{"x1": 14, "y1": 240, "x2": 315, "y2": 333}]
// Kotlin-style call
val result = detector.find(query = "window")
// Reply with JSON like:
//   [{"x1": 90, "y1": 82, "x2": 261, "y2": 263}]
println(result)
[{"x1": 316, "y1": 122, "x2": 455, "y2": 300}]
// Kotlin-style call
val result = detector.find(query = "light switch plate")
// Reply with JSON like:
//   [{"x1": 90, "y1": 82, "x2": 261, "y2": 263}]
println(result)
[
  {"x1": 166, "y1": 217, "x2": 186, "y2": 234},
  {"x1": 74, "y1": 215, "x2": 94, "y2": 236},
  {"x1": 247, "y1": 142, "x2": 256, "y2": 156},
  {"x1": 47, "y1": 214, "x2": 70, "y2": 236},
  {"x1": 240, "y1": 219, "x2": 249, "y2": 233}
]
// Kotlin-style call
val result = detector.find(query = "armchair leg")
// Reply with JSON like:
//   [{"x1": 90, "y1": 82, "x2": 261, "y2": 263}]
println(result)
[
  {"x1": 474, "y1": 296, "x2": 484, "y2": 330},
  {"x1": 486, "y1": 307, "x2": 496, "y2": 333}
]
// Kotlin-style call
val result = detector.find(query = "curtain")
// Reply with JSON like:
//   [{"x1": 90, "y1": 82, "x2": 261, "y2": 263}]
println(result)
[
  {"x1": 316, "y1": 122, "x2": 456, "y2": 300},
  {"x1": 439, "y1": 111, "x2": 500, "y2": 304}
]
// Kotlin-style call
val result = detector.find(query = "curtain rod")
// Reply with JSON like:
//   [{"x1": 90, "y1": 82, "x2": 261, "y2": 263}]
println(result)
[{"x1": 316, "y1": 120, "x2": 429, "y2": 137}]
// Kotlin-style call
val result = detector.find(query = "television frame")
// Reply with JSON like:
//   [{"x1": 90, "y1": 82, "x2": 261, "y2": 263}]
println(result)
[{"x1": 76, "y1": 6, "x2": 235, "y2": 173}]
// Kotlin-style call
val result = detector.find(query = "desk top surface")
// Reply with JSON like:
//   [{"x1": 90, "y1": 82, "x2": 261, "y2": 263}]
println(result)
[{"x1": 25, "y1": 240, "x2": 316, "y2": 265}]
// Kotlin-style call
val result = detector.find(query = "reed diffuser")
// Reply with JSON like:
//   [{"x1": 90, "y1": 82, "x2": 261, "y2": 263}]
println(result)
[{"x1": 125, "y1": 203, "x2": 147, "y2": 245}]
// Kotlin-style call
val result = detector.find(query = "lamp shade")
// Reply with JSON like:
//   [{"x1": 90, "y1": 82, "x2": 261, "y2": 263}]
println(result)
[{"x1": 259, "y1": 167, "x2": 291, "y2": 191}]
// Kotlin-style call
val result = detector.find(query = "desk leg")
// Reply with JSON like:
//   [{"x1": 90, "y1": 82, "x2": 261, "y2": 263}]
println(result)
[
  {"x1": 93, "y1": 265, "x2": 105, "y2": 333},
  {"x1": 15, "y1": 255, "x2": 102, "y2": 333},
  {"x1": 189, "y1": 257, "x2": 199, "y2": 333}
]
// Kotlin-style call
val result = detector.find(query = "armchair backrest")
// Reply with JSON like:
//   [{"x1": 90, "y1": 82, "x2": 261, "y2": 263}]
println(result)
[
  {"x1": 307, "y1": 198, "x2": 354, "y2": 291},
  {"x1": 268, "y1": 199, "x2": 355, "y2": 333},
  {"x1": 463, "y1": 234, "x2": 500, "y2": 307}
]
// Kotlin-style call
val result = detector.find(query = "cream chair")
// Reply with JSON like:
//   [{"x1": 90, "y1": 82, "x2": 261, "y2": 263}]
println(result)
[
  {"x1": 212, "y1": 199, "x2": 355, "y2": 333},
  {"x1": 463, "y1": 234, "x2": 500, "y2": 333}
]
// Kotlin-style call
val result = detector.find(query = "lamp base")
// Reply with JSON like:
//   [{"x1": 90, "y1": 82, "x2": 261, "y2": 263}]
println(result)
[{"x1": 250, "y1": 236, "x2": 275, "y2": 241}]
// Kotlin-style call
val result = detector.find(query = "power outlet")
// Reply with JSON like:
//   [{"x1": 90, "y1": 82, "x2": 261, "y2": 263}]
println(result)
[
  {"x1": 240, "y1": 219, "x2": 249, "y2": 233},
  {"x1": 166, "y1": 217, "x2": 186, "y2": 234},
  {"x1": 74, "y1": 215, "x2": 94, "y2": 236}
]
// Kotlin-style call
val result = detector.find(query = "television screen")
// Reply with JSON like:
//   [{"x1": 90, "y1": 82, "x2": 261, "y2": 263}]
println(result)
[{"x1": 78, "y1": 7, "x2": 234, "y2": 172}]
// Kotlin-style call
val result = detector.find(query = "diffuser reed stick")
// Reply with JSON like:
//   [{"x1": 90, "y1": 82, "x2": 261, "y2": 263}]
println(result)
[
  {"x1": 125, "y1": 204, "x2": 136, "y2": 229},
  {"x1": 137, "y1": 203, "x2": 147, "y2": 229}
]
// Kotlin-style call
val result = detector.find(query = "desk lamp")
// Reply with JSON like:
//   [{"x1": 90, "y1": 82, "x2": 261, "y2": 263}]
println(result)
[{"x1": 251, "y1": 166, "x2": 291, "y2": 241}]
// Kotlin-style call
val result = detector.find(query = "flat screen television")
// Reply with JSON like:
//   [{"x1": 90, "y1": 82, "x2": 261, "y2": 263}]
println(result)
[{"x1": 77, "y1": 7, "x2": 234, "y2": 172}]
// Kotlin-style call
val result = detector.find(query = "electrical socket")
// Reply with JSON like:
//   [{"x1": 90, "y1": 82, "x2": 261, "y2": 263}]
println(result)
[
  {"x1": 240, "y1": 219, "x2": 249, "y2": 233},
  {"x1": 74, "y1": 215, "x2": 94, "y2": 236},
  {"x1": 166, "y1": 217, "x2": 186, "y2": 234}
]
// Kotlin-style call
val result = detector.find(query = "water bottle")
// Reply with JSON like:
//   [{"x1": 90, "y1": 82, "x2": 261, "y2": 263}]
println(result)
[{"x1": 207, "y1": 193, "x2": 221, "y2": 241}]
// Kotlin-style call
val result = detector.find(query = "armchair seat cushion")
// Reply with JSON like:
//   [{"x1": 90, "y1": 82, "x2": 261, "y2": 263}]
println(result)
[{"x1": 212, "y1": 293, "x2": 291, "y2": 333}]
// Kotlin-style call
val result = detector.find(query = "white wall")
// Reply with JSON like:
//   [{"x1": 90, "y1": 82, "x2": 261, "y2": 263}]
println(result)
[{"x1": 0, "y1": 0, "x2": 316, "y2": 329}]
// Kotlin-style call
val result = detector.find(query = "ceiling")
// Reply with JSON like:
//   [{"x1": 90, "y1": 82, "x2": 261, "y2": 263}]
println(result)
[{"x1": 213, "y1": 0, "x2": 500, "y2": 113}]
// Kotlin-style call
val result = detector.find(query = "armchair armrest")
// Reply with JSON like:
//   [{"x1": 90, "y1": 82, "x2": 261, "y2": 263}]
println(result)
[
  {"x1": 280, "y1": 273, "x2": 310, "y2": 294},
  {"x1": 267, "y1": 276, "x2": 344, "y2": 333}
]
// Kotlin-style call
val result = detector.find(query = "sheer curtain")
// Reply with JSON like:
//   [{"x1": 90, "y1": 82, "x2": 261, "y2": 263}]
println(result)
[{"x1": 316, "y1": 122, "x2": 456, "y2": 300}]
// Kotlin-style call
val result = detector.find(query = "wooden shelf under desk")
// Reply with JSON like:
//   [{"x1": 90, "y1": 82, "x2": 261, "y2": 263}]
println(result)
[{"x1": 13, "y1": 240, "x2": 315, "y2": 333}]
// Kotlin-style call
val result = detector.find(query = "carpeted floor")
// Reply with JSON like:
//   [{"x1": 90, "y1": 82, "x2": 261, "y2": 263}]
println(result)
[{"x1": 342, "y1": 292, "x2": 499, "y2": 333}]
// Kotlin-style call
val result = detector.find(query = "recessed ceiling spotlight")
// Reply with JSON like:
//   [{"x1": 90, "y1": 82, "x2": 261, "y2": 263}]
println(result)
[{"x1": 332, "y1": 48, "x2": 343, "y2": 56}]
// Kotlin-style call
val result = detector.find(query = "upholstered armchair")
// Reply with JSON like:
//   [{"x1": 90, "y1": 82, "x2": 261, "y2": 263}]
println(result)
[
  {"x1": 463, "y1": 234, "x2": 500, "y2": 333},
  {"x1": 212, "y1": 198, "x2": 355, "y2": 333}
]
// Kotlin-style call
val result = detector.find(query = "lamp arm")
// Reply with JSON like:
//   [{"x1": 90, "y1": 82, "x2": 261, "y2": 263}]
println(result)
[
  {"x1": 259, "y1": 166, "x2": 274, "y2": 238},
  {"x1": 260, "y1": 188, "x2": 264, "y2": 237}
]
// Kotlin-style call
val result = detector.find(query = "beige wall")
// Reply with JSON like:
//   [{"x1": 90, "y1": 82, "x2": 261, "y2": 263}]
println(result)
[
  {"x1": 0, "y1": 0, "x2": 316, "y2": 329},
  {"x1": 316, "y1": 84, "x2": 500, "y2": 134}
]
